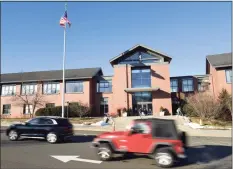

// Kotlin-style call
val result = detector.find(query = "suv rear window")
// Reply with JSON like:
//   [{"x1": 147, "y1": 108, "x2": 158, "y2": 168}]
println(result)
[{"x1": 55, "y1": 119, "x2": 71, "y2": 126}]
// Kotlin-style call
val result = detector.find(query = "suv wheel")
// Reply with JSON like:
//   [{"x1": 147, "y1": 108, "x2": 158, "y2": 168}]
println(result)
[
  {"x1": 97, "y1": 143, "x2": 113, "y2": 161},
  {"x1": 8, "y1": 130, "x2": 19, "y2": 141},
  {"x1": 154, "y1": 148, "x2": 174, "y2": 168},
  {"x1": 46, "y1": 132, "x2": 58, "y2": 144}
]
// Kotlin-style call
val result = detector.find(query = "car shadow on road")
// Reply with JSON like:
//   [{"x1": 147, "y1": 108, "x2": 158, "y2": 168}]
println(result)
[
  {"x1": 15, "y1": 135, "x2": 96, "y2": 144},
  {"x1": 108, "y1": 145, "x2": 232, "y2": 166},
  {"x1": 18, "y1": 138, "x2": 46, "y2": 142},
  {"x1": 65, "y1": 135, "x2": 96, "y2": 143},
  {"x1": 110, "y1": 153, "x2": 151, "y2": 162},
  {"x1": 174, "y1": 145, "x2": 232, "y2": 167}
]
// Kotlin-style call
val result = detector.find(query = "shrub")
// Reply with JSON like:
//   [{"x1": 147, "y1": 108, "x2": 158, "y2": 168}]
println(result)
[
  {"x1": 184, "y1": 92, "x2": 221, "y2": 122},
  {"x1": 69, "y1": 102, "x2": 90, "y2": 118},
  {"x1": 160, "y1": 106, "x2": 164, "y2": 112},
  {"x1": 182, "y1": 103, "x2": 195, "y2": 117},
  {"x1": 35, "y1": 102, "x2": 91, "y2": 118},
  {"x1": 217, "y1": 89, "x2": 232, "y2": 121}
]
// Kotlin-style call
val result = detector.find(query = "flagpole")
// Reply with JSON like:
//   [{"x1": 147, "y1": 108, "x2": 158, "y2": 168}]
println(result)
[{"x1": 61, "y1": 3, "x2": 67, "y2": 118}]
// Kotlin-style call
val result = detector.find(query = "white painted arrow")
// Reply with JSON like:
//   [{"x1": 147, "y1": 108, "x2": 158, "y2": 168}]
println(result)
[{"x1": 51, "y1": 155, "x2": 102, "y2": 164}]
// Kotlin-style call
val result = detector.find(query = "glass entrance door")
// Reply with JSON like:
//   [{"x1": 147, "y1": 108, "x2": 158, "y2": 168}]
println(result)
[
  {"x1": 132, "y1": 92, "x2": 153, "y2": 116},
  {"x1": 135, "y1": 102, "x2": 152, "y2": 116}
]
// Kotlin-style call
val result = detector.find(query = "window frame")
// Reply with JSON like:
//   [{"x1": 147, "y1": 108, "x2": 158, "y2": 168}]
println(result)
[
  {"x1": 2, "y1": 104, "x2": 11, "y2": 115},
  {"x1": 100, "y1": 97, "x2": 109, "y2": 115},
  {"x1": 43, "y1": 82, "x2": 60, "y2": 94},
  {"x1": 65, "y1": 80, "x2": 84, "y2": 93},
  {"x1": 225, "y1": 69, "x2": 232, "y2": 84},
  {"x1": 23, "y1": 104, "x2": 33, "y2": 114},
  {"x1": 170, "y1": 79, "x2": 178, "y2": 92},
  {"x1": 97, "y1": 80, "x2": 112, "y2": 93},
  {"x1": 131, "y1": 67, "x2": 151, "y2": 88},
  {"x1": 1, "y1": 85, "x2": 16, "y2": 96},
  {"x1": 21, "y1": 83, "x2": 37, "y2": 95},
  {"x1": 182, "y1": 78, "x2": 194, "y2": 92}
]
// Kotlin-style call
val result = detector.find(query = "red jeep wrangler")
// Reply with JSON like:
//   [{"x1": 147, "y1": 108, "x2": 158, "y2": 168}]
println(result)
[{"x1": 91, "y1": 118, "x2": 187, "y2": 168}]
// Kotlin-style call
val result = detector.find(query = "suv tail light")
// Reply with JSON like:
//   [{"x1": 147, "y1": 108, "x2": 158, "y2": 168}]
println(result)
[{"x1": 63, "y1": 126, "x2": 73, "y2": 132}]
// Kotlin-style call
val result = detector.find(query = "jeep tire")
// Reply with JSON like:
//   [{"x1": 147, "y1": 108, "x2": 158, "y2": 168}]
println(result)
[
  {"x1": 154, "y1": 147, "x2": 174, "y2": 168},
  {"x1": 97, "y1": 143, "x2": 113, "y2": 161}
]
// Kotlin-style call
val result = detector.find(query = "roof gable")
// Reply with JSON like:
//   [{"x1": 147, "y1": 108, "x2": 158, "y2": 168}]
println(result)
[
  {"x1": 206, "y1": 53, "x2": 232, "y2": 68},
  {"x1": 1, "y1": 67, "x2": 103, "y2": 84},
  {"x1": 109, "y1": 44, "x2": 172, "y2": 66}
]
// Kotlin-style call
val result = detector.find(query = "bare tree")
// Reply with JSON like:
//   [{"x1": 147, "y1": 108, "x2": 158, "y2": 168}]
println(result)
[
  {"x1": 10, "y1": 72, "x2": 47, "y2": 118},
  {"x1": 69, "y1": 102, "x2": 90, "y2": 118},
  {"x1": 184, "y1": 91, "x2": 220, "y2": 125}
]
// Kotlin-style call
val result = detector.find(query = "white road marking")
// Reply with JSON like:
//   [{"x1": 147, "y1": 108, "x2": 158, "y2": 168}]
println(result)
[{"x1": 51, "y1": 155, "x2": 102, "y2": 164}]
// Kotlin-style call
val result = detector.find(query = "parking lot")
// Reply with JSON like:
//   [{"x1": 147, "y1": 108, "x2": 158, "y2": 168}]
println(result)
[{"x1": 1, "y1": 130, "x2": 232, "y2": 169}]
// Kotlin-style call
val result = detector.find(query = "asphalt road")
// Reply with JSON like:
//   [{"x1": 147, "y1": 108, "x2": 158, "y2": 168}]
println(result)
[{"x1": 1, "y1": 130, "x2": 232, "y2": 169}]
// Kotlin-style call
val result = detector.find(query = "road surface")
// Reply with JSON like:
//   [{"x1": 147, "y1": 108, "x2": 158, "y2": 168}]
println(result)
[{"x1": 1, "y1": 130, "x2": 232, "y2": 169}]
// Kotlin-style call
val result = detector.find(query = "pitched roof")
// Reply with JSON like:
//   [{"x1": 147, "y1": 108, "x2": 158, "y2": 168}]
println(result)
[
  {"x1": 1, "y1": 67, "x2": 103, "y2": 84},
  {"x1": 109, "y1": 44, "x2": 172, "y2": 65},
  {"x1": 206, "y1": 53, "x2": 232, "y2": 68}
]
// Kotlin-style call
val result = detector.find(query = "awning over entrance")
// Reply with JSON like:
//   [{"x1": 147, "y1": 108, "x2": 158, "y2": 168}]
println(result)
[{"x1": 124, "y1": 87, "x2": 160, "y2": 93}]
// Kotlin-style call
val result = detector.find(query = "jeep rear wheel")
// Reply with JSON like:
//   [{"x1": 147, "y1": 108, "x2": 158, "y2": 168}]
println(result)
[
  {"x1": 154, "y1": 148, "x2": 174, "y2": 168},
  {"x1": 97, "y1": 143, "x2": 113, "y2": 161}
]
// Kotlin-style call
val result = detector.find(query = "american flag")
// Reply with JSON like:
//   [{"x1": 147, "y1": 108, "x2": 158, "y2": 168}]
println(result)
[{"x1": 60, "y1": 11, "x2": 71, "y2": 28}]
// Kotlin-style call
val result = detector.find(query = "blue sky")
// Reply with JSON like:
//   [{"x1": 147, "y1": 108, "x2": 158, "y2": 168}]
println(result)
[{"x1": 2, "y1": 2, "x2": 232, "y2": 76}]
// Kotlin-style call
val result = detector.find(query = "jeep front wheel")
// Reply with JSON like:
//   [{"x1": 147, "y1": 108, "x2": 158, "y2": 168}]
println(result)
[
  {"x1": 154, "y1": 148, "x2": 174, "y2": 168},
  {"x1": 97, "y1": 143, "x2": 113, "y2": 161}
]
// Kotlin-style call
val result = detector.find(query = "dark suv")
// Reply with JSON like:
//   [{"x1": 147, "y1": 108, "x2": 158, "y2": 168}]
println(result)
[
  {"x1": 6, "y1": 116, "x2": 73, "y2": 143},
  {"x1": 92, "y1": 118, "x2": 187, "y2": 168}
]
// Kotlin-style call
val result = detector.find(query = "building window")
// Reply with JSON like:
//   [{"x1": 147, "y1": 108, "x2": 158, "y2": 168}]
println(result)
[
  {"x1": 226, "y1": 69, "x2": 232, "y2": 83},
  {"x1": 182, "y1": 78, "x2": 193, "y2": 92},
  {"x1": 131, "y1": 67, "x2": 151, "y2": 88},
  {"x1": 43, "y1": 82, "x2": 60, "y2": 94},
  {"x1": 1, "y1": 85, "x2": 16, "y2": 96},
  {"x1": 170, "y1": 79, "x2": 178, "y2": 92},
  {"x1": 198, "y1": 83, "x2": 205, "y2": 92},
  {"x1": 24, "y1": 104, "x2": 33, "y2": 114},
  {"x1": 132, "y1": 92, "x2": 152, "y2": 103},
  {"x1": 46, "y1": 103, "x2": 55, "y2": 108},
  {"x1": 2, "y1": 104, "x2": 11, "y2": 114},
  {"x1": 97, "y1": 80, "x2": 112, "y2": 93},
  {"x1": 66, "y1": 81, "x2": 83, "y2": 93},
  {"x1": 22, "y1": 83, "x2": 37, "y2": 95},
  {"x1": 100, "y1": 97, "x2": 108, "y2": 115}
]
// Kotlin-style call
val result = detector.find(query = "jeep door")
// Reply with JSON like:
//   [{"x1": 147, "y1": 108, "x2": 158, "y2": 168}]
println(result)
[{"x1": 127, "y1": 121, "x2": 153, "y2": 153}]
